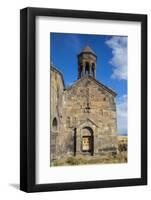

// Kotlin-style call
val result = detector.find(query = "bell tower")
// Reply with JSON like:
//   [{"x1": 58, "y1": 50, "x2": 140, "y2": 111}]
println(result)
[{"x1": 78, "y1": 46, "x2": 97, "y2": 79}]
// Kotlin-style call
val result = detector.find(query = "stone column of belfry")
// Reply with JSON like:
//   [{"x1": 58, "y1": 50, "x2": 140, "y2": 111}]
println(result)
[{"x1": 91, "y1": 62, "x2": 94, "y2": 76}]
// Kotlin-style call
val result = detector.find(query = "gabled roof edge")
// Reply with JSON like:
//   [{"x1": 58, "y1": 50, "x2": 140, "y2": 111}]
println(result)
[
  {"x1": 66, "y1": 76, "x2": 117, "y2": 97},
  {"x1": 50, "y1": 64, "x2": 65, "y2": 89}
]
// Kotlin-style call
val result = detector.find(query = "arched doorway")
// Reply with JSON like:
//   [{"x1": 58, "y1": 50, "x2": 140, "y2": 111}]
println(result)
[
  {"x1": 52, "y1": 117, "x2": 58, "y2": 132},
  {"x1": 81, "y1": 127, "x2": 94, "y2": 155}
]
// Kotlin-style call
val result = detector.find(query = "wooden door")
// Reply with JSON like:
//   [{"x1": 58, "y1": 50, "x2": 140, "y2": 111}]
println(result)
[{"x1": 82, "y1": 136, "x2": 91, "y2": 152}]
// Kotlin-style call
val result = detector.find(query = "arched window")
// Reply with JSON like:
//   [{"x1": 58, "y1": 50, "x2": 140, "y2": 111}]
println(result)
[{"x1": 52, "y1": 117, "x2": 58, "y2": 131}]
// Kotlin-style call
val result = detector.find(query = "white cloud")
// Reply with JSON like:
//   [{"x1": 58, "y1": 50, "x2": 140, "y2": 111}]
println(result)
[
  {"x1": 105, "y1": 36, "x2": 127, "y2": 80},
  {"x1": 116, "y1": 94, "x2": 127, "y2": 135}
]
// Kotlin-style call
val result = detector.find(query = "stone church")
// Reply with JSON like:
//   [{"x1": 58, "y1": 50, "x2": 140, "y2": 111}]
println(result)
[{"x1": 50, "y1": 46, "x2": 118, "y2": 164}]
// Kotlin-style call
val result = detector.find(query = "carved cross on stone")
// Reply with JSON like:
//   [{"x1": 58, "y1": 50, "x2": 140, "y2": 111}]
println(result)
[
  {"x1": 85, "y1": 87, "x2": 91, "y2": 113},
  {"x1": 85, "y1": 102, "x2": 91, "y2": 113}
]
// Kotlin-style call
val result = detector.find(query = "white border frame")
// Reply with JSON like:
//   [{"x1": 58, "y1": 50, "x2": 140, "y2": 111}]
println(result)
[{"x1": 36, "y1": 16, "x2": 141, "y2": 184}]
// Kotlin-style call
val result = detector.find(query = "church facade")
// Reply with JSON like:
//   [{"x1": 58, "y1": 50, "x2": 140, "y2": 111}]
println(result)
[{"x1": 50, "y1": 46, "x2": 118, "y2": 165}]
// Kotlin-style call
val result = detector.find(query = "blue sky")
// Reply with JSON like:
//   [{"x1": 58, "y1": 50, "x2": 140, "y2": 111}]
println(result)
[{"x1": 50, "y1": 33, "x2": 127, "y2": 135}]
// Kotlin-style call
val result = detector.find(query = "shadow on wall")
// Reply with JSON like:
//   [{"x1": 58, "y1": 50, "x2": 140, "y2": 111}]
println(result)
[{"x1": 9, "y1": 183, "x2": 19, "y2": 190}]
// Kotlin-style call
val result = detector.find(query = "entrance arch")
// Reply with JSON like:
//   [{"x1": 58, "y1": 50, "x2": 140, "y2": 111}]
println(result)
[{"x1": 81, "y1": 127, "x2": 94, "y2": 155}]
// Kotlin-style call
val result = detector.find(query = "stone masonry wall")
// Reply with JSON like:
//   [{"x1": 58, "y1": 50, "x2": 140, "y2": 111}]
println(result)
[
  {"x1": 50, "y1": 67, "x2": 118, "y2": 163},
  {"x1": 50, "y1": 67, "x2": 64, "y2": 161},
  {"x1": 62, "y1": 76, "x2": 118, "y2": 157}
]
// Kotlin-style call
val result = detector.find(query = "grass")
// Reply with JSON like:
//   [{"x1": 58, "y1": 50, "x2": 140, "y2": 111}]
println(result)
[{"x1": 52, "y1": 152, "x2": 127, "y2": 166}]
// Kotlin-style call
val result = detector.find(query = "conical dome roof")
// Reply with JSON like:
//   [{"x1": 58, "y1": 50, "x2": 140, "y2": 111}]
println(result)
[{"x1": 81, "y1": 46, "x2": 96, "y2": 56}]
